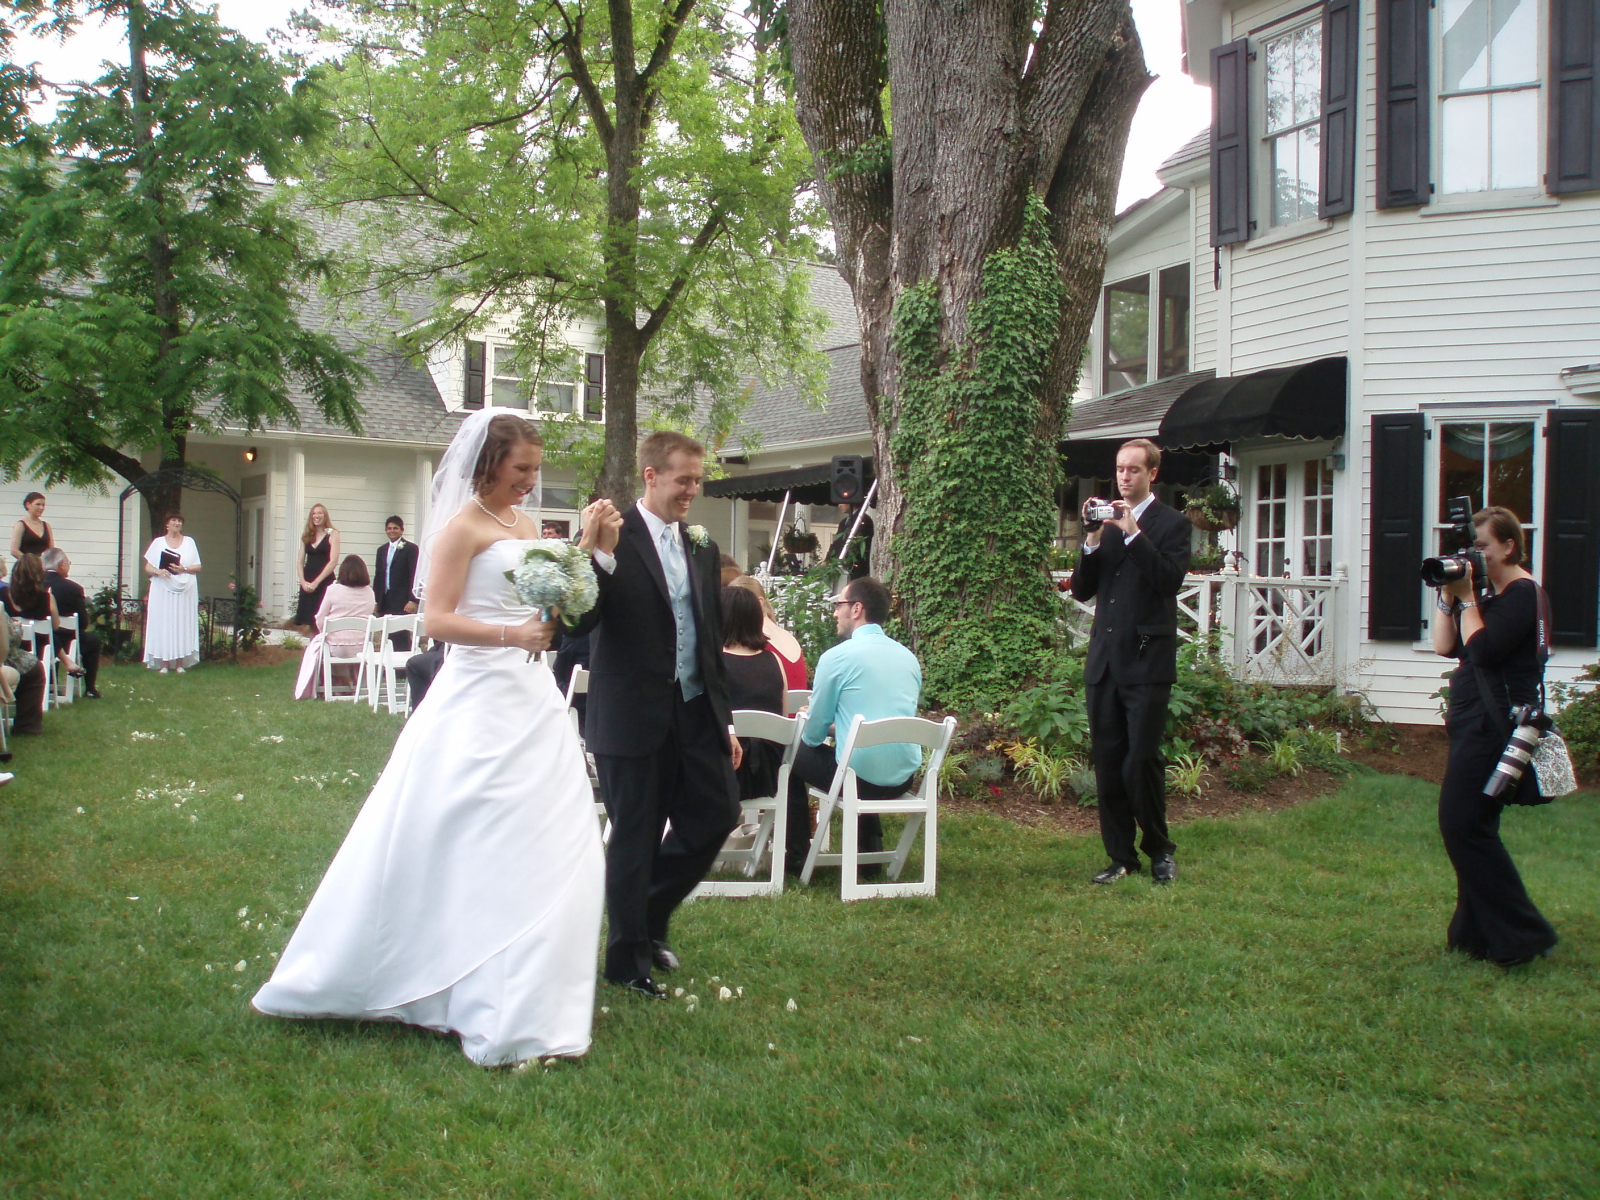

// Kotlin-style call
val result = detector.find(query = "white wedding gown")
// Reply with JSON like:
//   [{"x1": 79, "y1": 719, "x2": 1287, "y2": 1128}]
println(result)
[{"x1": 253, "y1": 539, "x2": 605, "y2": 1065}]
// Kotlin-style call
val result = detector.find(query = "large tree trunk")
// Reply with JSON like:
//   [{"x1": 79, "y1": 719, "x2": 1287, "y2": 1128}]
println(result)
[{"x1": 789, "y1": 0, "x2": 1148, "y2": 704}]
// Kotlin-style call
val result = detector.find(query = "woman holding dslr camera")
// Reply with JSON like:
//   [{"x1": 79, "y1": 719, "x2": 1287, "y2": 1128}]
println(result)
[{"x1": 1430, "y1": 506, "x2": 1558, "y2": 967}]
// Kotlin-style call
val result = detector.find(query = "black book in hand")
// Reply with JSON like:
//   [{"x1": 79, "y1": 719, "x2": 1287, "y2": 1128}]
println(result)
[{"x1": 159, "y1": 549, "x2": 183, "y2": 573}]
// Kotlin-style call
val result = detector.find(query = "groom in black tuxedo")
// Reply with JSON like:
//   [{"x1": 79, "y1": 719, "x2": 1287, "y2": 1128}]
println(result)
[{"x1": 573, "y1": 430, "x2": 741, "y2": 998}]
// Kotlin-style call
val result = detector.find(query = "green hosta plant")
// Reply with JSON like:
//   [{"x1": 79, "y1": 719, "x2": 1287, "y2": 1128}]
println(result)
[{"x1": 1166, "y1": 753, "x2": 1208, "y2": 797}]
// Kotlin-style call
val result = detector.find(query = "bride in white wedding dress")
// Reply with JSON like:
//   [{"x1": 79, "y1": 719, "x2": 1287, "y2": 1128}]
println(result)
[{"x1": 253, "y1": 410, "x2": 612, "y2": 1066}]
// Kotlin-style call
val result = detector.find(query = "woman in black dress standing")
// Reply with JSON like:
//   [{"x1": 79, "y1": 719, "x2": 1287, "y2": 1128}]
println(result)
[
  {"x1": 721, "y1": 585, "x2": 786, "y2": 801},
  {"x1": 9, "y1": 492, "x2": 53, "y2": 562},
  {"x1": 1430, "y1": 506, "x2": 1558, "y2": 967},
  {"x1": 294, "y1": 503, "x2": 340, "y2": 628}
]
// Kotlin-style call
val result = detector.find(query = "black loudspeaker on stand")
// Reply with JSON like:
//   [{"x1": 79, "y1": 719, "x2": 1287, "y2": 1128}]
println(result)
[{"x1": 830, "y1": 455, "x2": 866, "y2": 505}]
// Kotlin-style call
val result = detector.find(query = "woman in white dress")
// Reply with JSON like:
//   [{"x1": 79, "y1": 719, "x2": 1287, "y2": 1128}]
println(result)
[
  {"x1": 143, "y1": 513, "x2": 201, "y2": 673},
  {"x1": 254, "y1": 410, "x2": 611, "y2": 1066}
]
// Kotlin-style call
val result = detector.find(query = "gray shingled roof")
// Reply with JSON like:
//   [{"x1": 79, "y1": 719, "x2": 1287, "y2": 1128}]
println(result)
[
  {"x1": 1065, "y1": 369, "x2": 1215, "y2": 439},
  {"x1": 725, "y1": 341, "x2": 869, "y2": 452},
  {"x1": 213, "y1": 199, "x2": 465, "y2": 448},
  {"x1": 1158, "y1": 128, "x2": 1210, "y2": 178},
  {"x1": 801, "y1": 261, "x2": 860, "y2": 351}
]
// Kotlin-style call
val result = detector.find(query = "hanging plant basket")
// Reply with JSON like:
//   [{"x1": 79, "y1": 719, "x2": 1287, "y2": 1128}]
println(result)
[
  {"x1": 1186, "y1": 504, "x2": 1239, "y2": 533},
  {"x1": 783, "y1": 530, "x2": 819, "y2": 554}
]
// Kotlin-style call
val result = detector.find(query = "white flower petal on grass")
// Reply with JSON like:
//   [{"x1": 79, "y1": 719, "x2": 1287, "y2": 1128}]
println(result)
[
  {"x1": 718, "y1": 987, "x2": 733, "y2": 1001},
  {"x1": 203, "y1": 964, "x2": 213, "y2": 972},
  {"x1": 234, "y1": 960, "x2": 247, "y2": 972},
  {"x1": 767, "y1": 1043, "x2": 776, "y2": 1051},
  {"x1": 786, "y1": 998, "x2": 798, "y2": 1012},
  {"x1": 233, "y1": 794, "x2": 244, "y2": 802},
  {"x1": 599, "y1": 1006, "x2": 609, "y2": 1014},
  {"x1": 736, "y1": 987, "x2": 743, "y2": 998},
  {"x1": 905, "y1": 1036, "x2": 923, "y2": 1044},
  {"x1": 75, "y1": 807, "x2": 85, "y2": 814},
  {"x1": 513, "y1": 1061, "x2": 532, "y2": 1074},
  {"x1": 685, "y1": 995, "x2": 698, "y2": 1006},
  {"x1": 684, "y1": 1003, "x2": 696, "y2": 1013},
  {"x1": 126, "y1": 896, "x2": 139, "y2": 901},
  {"x1": 673, "y1": 988, "x2": 684, "y2": 998},
  {"x1": 237, "y1": 907, "x2": 249, "y2": 918}
]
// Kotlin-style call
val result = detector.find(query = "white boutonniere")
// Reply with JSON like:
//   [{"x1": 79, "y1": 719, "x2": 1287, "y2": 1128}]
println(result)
[{"x1": 686, "y1": 524, "x2": 710, "y2": 550}]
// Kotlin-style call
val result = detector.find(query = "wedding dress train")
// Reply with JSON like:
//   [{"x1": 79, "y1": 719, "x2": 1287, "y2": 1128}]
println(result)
[{"x1": 253, "y1": 539, "x2": 605, "y2": 1065}]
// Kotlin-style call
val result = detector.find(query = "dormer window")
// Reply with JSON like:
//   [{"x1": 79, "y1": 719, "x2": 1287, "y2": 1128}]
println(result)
[{"x1": 461, "y1": 339, "x2": 603, "y2": 419}]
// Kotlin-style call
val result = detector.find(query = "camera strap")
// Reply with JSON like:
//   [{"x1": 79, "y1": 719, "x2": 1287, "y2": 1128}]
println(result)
[{"x1": 1466, "y1": 581, "x2": 1553, "y2": 738}]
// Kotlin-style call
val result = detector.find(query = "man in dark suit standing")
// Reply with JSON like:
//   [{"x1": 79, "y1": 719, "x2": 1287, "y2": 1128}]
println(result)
[
  {"x1": 40, "y1": 548, "x2": 101, "y2": 698},
  {"x1": 373, "y1": 516, "x2": 419, "y2": 650},
  {"x1": 572, "y1": 430, "x2": 742, "y2": 999},
  {"x1": 1070, "y1": 438, "x2": 1191, "y2": 885}
]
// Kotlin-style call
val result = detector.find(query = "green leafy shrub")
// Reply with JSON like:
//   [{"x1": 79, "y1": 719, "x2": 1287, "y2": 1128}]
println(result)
[
  {"x1": 1550, "y1": 664, "x2": 1600, "y2": 783},
  {"x1": 1223, "y1": 754, "x2": 1277, "y2": 793},
  {"x1": 280, "y1": 633, "x2": 305, "y2": 652},
  {"x1": 1263, "y1": 736, "x2": 1303, "y2": 778},
  {"x1": 1166, "y1": 753, "x2": 1208, "y2": 797},
  {"x1": 968, "y1": 756, "x2": 1006, "y2": 792}
]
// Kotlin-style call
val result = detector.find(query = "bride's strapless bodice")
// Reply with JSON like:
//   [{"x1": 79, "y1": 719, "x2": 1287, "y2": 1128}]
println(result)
[{"x1": 455, "y1": 539, "x2": 541, "y2": 626}]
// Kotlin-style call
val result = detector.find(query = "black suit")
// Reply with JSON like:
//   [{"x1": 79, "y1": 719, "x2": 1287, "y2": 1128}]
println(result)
[
  {"x1": 44, "y1": 571, "x2": 100, "y2": 693},
  {"x1": 1069, "y1": 497, "x2": 1191, "y2": 870},
  {"x1": 569, "y1": 505, "x2": 739, "y2": 983},
  {"x1": 374, "y1": 539, "x2": 418, "y2": 649}
]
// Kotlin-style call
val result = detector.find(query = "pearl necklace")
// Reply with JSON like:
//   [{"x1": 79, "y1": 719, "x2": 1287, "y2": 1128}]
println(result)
[{"x1": 472, "y1": 494, "x2": 519, "y2": 528}]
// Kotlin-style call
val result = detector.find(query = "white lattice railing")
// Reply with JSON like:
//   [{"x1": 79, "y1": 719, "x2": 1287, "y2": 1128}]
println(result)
[{"x1": 1055, "y1": 572, "x2": 1343, "y2": 684}]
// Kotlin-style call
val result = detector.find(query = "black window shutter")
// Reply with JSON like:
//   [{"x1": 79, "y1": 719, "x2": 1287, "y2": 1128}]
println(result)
[
  {"x1": 584, "y1": 352, "x2": 604, "y2": 420},
  {"x1": 464, "y1": 339, "x2": 486, "y2": 409},
  {"x1": 1210, "y1": 38, "x2": 1251, "y2": 246},
  {"x1": 1543, "y1": 409, "x2": 1600, "y2": 646},
  {"x1": 1375, "y1": 0, "x2": 1430, "y2": 208},
  {"x1": 1319, "y1": 0, "x2": 1359, "y2": 217},
  {"x1": 1548, "y1": 0, "x2": 1600, "y2": 195},
  {"x1": 1369, "y1": 412, "x2": 1426, "y2": 640}
]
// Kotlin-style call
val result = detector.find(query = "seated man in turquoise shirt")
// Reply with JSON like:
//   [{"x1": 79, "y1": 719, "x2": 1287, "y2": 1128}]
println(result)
[{"x1": 787, "y1": 576, "x2": 923, "y2": 877}]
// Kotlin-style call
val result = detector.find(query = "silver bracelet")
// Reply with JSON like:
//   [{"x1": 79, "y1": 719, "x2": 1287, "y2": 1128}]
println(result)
[
  {"x1": 1459, "y1": 600, "x2": 1477, "y2": 610},
  {"x1": 499, "y1": 624, "x2": 506, "y2": 645},
  {"x1": 1435, "y1": 592, "x2": 1455, "y2": 614}
]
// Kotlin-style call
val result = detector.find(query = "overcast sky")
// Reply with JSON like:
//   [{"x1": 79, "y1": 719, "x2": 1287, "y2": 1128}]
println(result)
[{"x1": 9, "y1": 0, "x2": 1210, "y2": 212}]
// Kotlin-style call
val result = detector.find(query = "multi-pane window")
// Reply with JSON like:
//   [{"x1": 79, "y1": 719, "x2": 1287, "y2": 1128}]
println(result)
[
  {"x1": 485, "y1": 344, "x2": 584, "y2": 416},
  {"x1": 1264, "y1": 22, "x2": 1322, "y2": 225},
  {"x1": 1157, "y1": 265, "x2": 1190, "y2": 379},
  {"x1": 1440, "y1": 0, "x2": 1540, "y2": 193},
  {"x1": 1102, "y1": 275, "x2": 1149, "y2": 393},
  {"x1": 1436, "y1": 421, "x2": 1538, "y2": 562},
  {"x1": 1250, "y1": 457, "x2": 1336, "y2": 579},
  {"x1": 1099, "y1": 266, "x2": 1189, "y2": 394}
]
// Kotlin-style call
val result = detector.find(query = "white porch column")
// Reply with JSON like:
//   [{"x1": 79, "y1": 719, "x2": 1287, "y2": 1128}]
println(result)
[
  {"x1": 285, "y1": 446, "x2": 305, "y2": 619},
  {"x1": 414, "y1": 454, "x2": 434, "y2": 534}
]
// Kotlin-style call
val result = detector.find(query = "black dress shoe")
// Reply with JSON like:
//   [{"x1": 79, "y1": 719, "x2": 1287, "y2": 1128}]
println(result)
[
  {"x1": 651, "y1": 942, "x2": 681, "y2": 973},
  {"x1": 84, "y1": 689, "x2": 102, "y2": 699},
  {"x1": 613, "y1": 977, "x2": 668, "y2": 1000},
  {"x1": 1092, "y1": 864, "x2": 1133, "y2": 885},
  {"x1": 1151, "y1": 855, "x2": 1177, "y2": 883}
]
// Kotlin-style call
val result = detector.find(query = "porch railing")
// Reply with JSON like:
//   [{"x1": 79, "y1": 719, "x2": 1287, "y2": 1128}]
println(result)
[{"x1": 1055, "y1": 571, "x2": 1344, "y2": 685}]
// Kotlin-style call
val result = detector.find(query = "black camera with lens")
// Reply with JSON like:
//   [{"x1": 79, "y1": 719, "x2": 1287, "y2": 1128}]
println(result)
[
  {"x1": 1081, "y1": 498, "x2": 1119, "y2": 532},
  {"x1": 1420, "y1": 495, "x2": 1489, "y2": 599}
]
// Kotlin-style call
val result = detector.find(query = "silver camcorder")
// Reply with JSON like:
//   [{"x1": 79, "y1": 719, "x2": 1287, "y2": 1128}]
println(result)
[{"x1": 1082, "y1": 498, "x2": 1119, "y2": 531}]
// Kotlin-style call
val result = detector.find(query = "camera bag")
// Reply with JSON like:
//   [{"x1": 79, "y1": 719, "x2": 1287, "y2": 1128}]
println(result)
[{"x1": 1472, "y1": 585, "x2": 1576, "y2": 804}]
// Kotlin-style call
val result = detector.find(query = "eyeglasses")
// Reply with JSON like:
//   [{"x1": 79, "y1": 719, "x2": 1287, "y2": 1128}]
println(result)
[{"x1": 831, "y1": 598, "x2": 856, "y2": 609}]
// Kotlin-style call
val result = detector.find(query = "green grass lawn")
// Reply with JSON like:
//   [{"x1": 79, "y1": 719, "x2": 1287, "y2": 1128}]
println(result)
[{"x1": 2, "y1": 663, "x2": 1597, "y2": 1199}]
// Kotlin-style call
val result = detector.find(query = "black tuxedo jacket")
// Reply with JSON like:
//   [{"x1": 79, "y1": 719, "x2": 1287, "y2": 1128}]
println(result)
[
  {"x1": 1069, "y1": 498, "x2": 1192, "y2": 686},
  {"x1": 570, "y1": 505, "x2": 733, "y2": 757},
  {"x1": 373, "y1": 539, "x2": 419, "y2": 613},
  {"x1": 44, "y1": 571, "x2": 87, "y2": 624}
]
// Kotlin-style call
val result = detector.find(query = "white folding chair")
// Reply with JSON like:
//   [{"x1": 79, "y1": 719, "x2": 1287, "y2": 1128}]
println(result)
[
  {"x1": 371, "y1": 615, "x2": 423, "y2": 714},
  {"x1": 53, "y1": 613, "x2": 81, "y2": 705},
  {"x1": 357, "y1": 614, "x2": 387, "y2": 709},
  {"x1": 319, "y1": 617, "x2": 369, "y2": 702},
  {"x1": 786, "y1": 688, "x2": 811, "y2": 715},
  {"x1": 800, "y1": 713, "x2": 957, "y2": 901},
  {"x1": 24, "y1": 620, "x2": 57, "y2": 712},
  {"x1": 562, "y1": 666, "x2": 609, "y2": 840},
  {"x1": 690, "y1": 711, "x2": 806, "y2": 899}
]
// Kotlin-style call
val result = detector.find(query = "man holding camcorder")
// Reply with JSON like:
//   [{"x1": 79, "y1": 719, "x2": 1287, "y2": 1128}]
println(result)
[{"x1": 1071, "y1": 438, "x2": 1192, "y2": 885}]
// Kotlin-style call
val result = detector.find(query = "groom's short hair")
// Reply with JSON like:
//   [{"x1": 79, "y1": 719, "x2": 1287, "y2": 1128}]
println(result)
[{"x1": 639, "y1": 430, "x2": 704, "y2": 474}]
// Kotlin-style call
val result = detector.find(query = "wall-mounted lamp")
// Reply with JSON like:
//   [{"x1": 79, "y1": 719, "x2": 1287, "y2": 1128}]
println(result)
[
  {"x1": 243, "y1": 446, "x2": 258, "y2": 463},
  {"x1": 1326, "y1": 454, "x2": 1346, "y2": 471},
  {"x1": 1219, "y1": 462, "x2": 1238, "y2": 482}
]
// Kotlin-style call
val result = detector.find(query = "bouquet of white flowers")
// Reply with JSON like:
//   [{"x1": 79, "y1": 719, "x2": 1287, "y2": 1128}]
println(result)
[{"x1": 504, "y1": 540, "x2": 599, "y2": 636}]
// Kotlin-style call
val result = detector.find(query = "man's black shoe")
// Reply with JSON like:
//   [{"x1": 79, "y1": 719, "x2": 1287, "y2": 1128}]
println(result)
[
  {"x1": 1151, "y1": 855, "x2": 1177, "y2": 883},
  {"x1": 84, "y1": 689, "x2": 102, "y2": 699},
  {"x1": 1092, "y1": 864, "x2": 1133, "y2": 885},
  {"x1": 651, "y1": 942, "x2": 681, "y2": 973},
  {"x1": 613, "y1": 977, "x2": 668, "y2": 1000}
]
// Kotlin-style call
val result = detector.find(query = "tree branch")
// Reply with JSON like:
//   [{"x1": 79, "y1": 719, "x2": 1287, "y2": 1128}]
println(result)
[{"x1": 637, "y1": 199, "x2": 728, "y2": 345}]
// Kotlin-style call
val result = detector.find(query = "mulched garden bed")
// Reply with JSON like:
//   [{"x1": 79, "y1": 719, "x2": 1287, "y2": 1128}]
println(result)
[{"x1": 942, "y1": 723, "x2": 1451, "y2": 836}]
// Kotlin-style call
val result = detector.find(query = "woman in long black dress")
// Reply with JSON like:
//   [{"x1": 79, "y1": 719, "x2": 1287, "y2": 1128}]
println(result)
[
  {"x1": 9, "y1": 492, "x2": 52, "y2": 562},
  {"x1": 294, "y1": 503, "x2": 340, "y2": 628},
  {"x1": 721, "y1": 585, "x2": 786, "y2": 801},
  {"x1": 1430, "y1": 505, "x2": 1558, "y2": 967}
]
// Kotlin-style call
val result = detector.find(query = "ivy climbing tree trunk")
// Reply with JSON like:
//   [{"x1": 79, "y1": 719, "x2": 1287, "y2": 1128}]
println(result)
[{"x1": 788, "y1": 0, "x2": 1150, "y2": 708}]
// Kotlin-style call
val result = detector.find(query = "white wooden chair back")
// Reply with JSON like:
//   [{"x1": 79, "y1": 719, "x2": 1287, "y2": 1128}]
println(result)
[
  {"x1": 690, "y1": 710, "x2": 806, "y2": 899},
  {"x1": 22, "y1": 619, "x2": 56, "y2": 712},
  {"x1": 565, "y1": 664, "x2": 589, "y2": 708},
  {"x1": 559, "y1": 665, "x2": 606, "y2": 839},
  {"x1": 799, "y1": 713, "x2": 956, "y2": 900},
  {"x1": 373, "y1": 614, "x2": 422, "y2": 714},
  {"x1": 785, "y1": 688, "x2": 811, "y2": 715},
  {"x1": 319, "y1": 616, "x2": 369, "y2": 702},
  {"x1": 55, "y1": 612, "x2": 81, "y2": 704}
]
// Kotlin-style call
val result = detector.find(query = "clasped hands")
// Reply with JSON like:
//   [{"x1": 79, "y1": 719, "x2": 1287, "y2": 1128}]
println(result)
[{"x1": 579, "y1": 499, "x2": 624, "y2": 555}]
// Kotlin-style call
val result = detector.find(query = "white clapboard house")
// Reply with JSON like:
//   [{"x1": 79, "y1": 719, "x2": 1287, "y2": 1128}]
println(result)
[{"x1": 1060, "y1": 0, "x2": 1600, "y2": 722}]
